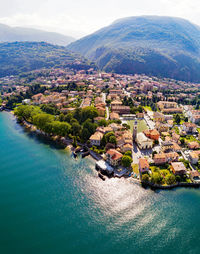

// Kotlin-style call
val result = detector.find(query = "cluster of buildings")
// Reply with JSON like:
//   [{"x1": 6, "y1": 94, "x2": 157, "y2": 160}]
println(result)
[{"x1": 2, "y1": 67, "x2": 200, "y2": 184}]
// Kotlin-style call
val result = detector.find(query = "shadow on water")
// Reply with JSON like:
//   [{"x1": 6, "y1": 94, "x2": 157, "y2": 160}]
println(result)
[{"x1": 22, "y1": 127, "x2": 66, "y2": 150}]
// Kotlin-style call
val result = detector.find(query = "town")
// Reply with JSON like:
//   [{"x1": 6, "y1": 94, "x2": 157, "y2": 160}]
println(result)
[{"x1": 1, "y1": 67, "x2": 200, "y2": 188}]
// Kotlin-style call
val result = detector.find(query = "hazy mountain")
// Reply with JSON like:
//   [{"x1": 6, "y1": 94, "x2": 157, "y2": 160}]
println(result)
[
  {"x1": 68, "y1": 16, "x2": 200, "y2": 82},
  {"x1": 0, "y1": 41, "x2": 96, "y2": 77},
  {"x1": 0, "y1": 24, "x2": 75, "y2": 46}
]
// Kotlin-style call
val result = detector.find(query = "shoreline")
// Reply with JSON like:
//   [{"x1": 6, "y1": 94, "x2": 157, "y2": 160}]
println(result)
[
  {"x1": 3, "y1": 110, "x2": 200, "y2": 191},
  {"x1": 142, "y1": 181, "x2": 200, "y2": 190}
]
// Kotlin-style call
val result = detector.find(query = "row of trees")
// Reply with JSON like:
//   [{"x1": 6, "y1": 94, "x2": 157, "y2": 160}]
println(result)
[{"x1": 14, "y1": 105, "x2": 99, "y2": 143}]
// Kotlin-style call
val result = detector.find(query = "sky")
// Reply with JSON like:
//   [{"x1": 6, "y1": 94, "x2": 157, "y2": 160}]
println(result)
[{"x1": 0, "y1": 0, "x2": 199, "y2": 38}]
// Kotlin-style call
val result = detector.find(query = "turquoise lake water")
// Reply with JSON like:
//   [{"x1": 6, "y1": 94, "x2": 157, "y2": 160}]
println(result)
[{"x1": 1, "y1": 111, "x2": 200, "y2": 254}]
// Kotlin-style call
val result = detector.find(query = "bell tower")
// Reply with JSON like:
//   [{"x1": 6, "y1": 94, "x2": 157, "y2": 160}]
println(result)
[{"x1": 133, "y1": 120, "x2": 138, "y2": 142}]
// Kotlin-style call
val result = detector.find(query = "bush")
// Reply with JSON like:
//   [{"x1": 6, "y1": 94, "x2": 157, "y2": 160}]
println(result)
[{"x1": 142, "y1": 173, "x2": 150, "y2": 183}]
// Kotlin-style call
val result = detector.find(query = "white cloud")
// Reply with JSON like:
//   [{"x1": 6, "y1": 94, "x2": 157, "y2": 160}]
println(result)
[{"x1": 0, "y1": 0, "x2": 200, "y2": 37}]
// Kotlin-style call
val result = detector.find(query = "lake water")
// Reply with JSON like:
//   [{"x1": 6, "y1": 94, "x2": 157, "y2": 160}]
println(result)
[{"x1": 1, "y1": 111, "x2": 200, "y2": 254}]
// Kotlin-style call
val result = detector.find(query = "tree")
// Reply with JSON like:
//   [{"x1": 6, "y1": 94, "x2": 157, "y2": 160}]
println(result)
[
  {"x1": 101, "y1": 132, "x2": 115, "y2": 146},
  {"x1": 165, "y1": 174, "x2": 176, "y2": 185},
  {"x1": 98, "y1": 119, "x2": 108, "y2": 127},
  {"x1": 137, "y1": 105, "x2": 143, "y2": 113},
  {"x1": 174, "y1": 114, "x2": 181, "y2": 125},
  {"x1": 32, "y1": 113, "x2": 54, "y2": 131},
  {"x1": 180, "y1": 138, "x2": 185, "y2": 146},
  {"x1": 40, "y1": 104, "x2": 60, "y2": 115},
  {"x1": 121, "y1": 155, "x2": 133, "y2": 168},
  {"x1": 124, "y1": 151, "x2": 132, "y2": 157},
  {"x1": 154, "y1": 140, "x2": 159, "y2": 145},
  {"x1": 72, "y1": 136, "x2": 77, "y2": 147},
  {"x1": 50, "y1": 121, "x2": 71, "y2": 136},
  {"x1": 151, "y1": 172, "x2": 163, "y2": 184},
  {"x1": 80, "y1": 106, "x2": 98, "y2": 123},
  {"x1": 71, "y1": 121, "x2": 81, "y2": 136},
  {"x1": 152, "y1": 151, "x2": 157, "y2": 157},
  {"x1": 64, "y1": 113, "x2": 73, "y2": 123},
  {"x1": 109, "y1": 135, "x2": 117, "y2": 145},
  {"x1": 122, "y1": 123, "x2": 130, "y2": 129},
  {"x1": 142, "y1": 174, "x2": 150, "y2": 183},
  {"x1": 81, "y1": 128, "x2": 91, "y2": 142}
]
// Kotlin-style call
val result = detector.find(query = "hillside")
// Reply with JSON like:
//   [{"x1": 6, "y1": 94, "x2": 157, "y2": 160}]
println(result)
[
  {"x1": 0, "y1": 24, "x2": 75, "y2": 46},
  {"x1": 0, "y1": 42, "x2": 96, "y2": 77},
  {"x1": 68, "y1": 16, "x2": 200, "y2": 82}
]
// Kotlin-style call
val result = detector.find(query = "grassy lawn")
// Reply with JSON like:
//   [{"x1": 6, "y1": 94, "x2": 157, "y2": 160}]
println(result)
[
  {"x1": 127, "y1": 120, "x2": 134, "y2": 132},
  {"x1": 137, "y1": 120, "x2": 149, "y2": 133},
  {"x1": 127, "y1": 119, "x2": 148, "y2": 133},
  {"x1": 144, "y1": 106, "x2": 152, "y2": 111},
  {"x1": 185, "y1": 135, "x2": 198, "y2": 142},
  {"x1": 132, "y1": 164, "x2": 139, "y2": 174}
]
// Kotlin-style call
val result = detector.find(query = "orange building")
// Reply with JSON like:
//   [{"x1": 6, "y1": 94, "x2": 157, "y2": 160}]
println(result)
[{"x1": 143, "y1": 129, "x2": 160, "y2": 141}]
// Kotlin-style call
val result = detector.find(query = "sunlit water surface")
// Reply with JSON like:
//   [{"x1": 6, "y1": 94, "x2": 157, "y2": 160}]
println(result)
[{"x1": 1, "y1": 112, "x2": 200, "y2": 254}]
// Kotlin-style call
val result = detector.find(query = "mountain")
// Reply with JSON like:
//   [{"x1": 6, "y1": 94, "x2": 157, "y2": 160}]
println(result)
[
  {"x1": 68, "y1": 16, "x2": 200, "y2": 82},
  {"x1": 0, "y1": 41, "x2": 96, "y2": 77},
  {"x1": 0, "y1": 24, "x2": 75, "y2": 46}
]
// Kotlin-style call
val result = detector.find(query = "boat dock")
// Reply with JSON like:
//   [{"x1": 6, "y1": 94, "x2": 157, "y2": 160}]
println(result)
[{"x1": 95, "y1": 160, "x2": 114, "y2": 176}]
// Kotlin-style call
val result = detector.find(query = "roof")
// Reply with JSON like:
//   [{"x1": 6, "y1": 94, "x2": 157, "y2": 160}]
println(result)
[
  {"x1": 190, "y1": 171, "x2": 200, "y2": 177},
  {"x1": 189, "y1": 151, "x2": 199, "y2": 159},
  {"x1": 154, "y1": 153, "x2": 166, "y2": 160},
  {"x1": 111, "y1": 100, "x2": 122, "y2": 105},
  {"x1": 139, "y1": 158, "x2": 149, "y2": 169},
  {"x1": 123, "y1": 143, "x2": 133, "y2": 148},
  {"x1": 137, "y1": 132, "x2": 152, "y2": 143},
  {"x1": 188, "y1": 141, "x2": 200, "y2": 149},
  {"x1": 171, "y1": 162, "x2": 187, "y2": 173},
  {"x1": 106, "y1": 149, "x2": 123, "y2": 161},
  {"x1": 89, "y1": 132, "x2": 103, "y2": 141},
  {"x1": 183, "y1": 122, "x2": 196, "y2": 128},
  {"x1": 110, "y1": 112, "x2": 120, "y2": 119}
]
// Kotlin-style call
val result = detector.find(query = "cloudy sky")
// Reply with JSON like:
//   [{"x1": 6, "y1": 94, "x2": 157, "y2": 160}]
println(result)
[{"x1": 0, "y1": 0, "x2": 199, "y2": 38}]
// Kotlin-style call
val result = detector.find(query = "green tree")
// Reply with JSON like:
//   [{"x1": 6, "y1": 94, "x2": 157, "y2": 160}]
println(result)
[
  {"x1": 151, "y1": 172, "x2": 163, "y2": 184},
  {"x1": 180, "y1": 138, "x2": 185, "y2": 145},
  {"x1": 142, "y1": 174, "x2": 150, "y2": 183},
  {"x1": 32, "y1": 113, "x2": 54, "y2": 131},
  {"x1": 174, "y1": 114, "x2": 181, "y2": 125},
  {"x1": 165, "y1": 174, "x2": 176, "y2": 185},
  {"x1": 50, "y1": 121, "x2": 71, "y2": 136},
  {"x1": 98, "y1": 119, "x2": 108, "y2": 127},
  {"x1": 121, "y1": 155, "x2": 133, "y2": 167},
  {"x1": 124, "y1": 151, "x2": 132, "y2": 157},
  {"x1": 71, "y1": 121, "x2": 81, "y2": 136},
  {"x1": 109, "y1": 135, "x2": 117, "y2": 145}
]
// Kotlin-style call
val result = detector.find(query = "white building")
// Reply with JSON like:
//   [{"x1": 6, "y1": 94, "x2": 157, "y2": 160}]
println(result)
[{"x1": 136, "y1": 133, "x2": 153, "y2": 149}]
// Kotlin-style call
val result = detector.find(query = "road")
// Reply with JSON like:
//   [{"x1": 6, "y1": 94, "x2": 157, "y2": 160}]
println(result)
[
  {"x1": 79, "y1": 99, "x2": 84, "y2": 108},
  {"x1": 144, "y1": 113, "x2": 155, "y2": 130},
  {"x1": 102, "y1": 92, "x2": 109, "y2": 120},
  {"x1": 132, "y1": 143, "x2": 142, "y2": 164}
]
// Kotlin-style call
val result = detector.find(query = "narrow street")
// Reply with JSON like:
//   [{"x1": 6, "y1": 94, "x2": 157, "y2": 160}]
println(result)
[{"x1": 102, "y1": 92, "x2": 109, "y2": 120}]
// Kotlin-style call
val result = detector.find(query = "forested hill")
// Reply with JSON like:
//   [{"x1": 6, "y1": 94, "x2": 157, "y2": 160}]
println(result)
[
  {"x1": 0, "y1": 41, "x2": 96, "y2": 77},
  {"x1": 68, "y1": 16, "x2": 200, "y2": 82}
]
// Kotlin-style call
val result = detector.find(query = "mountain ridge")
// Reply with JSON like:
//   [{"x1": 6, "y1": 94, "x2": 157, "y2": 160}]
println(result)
[
  {"x1": 0, "y1": 23, "x2": 75, "y2": 46},
  {"x1": 0, "y1": 41, "x2": 96, "y2": 77},
  {"x1": 68, "y1": 16, "x2": 200, "y2": 82}
]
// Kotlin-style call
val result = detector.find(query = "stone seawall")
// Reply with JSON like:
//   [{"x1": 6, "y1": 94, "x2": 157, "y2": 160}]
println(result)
[{"x1": 142, "y1": 181, "x2": 200, "y2": 190}]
